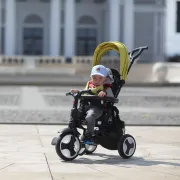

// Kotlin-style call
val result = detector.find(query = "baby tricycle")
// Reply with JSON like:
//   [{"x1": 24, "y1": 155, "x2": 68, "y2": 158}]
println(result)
[{"x1": 51, "y1": 41, "x2": 148, "y2": 161}]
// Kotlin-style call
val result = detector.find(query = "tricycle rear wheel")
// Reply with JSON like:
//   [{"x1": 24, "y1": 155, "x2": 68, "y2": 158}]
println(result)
[{"x1": 117, "y1": 134, "x2": 136, "y2": 159}]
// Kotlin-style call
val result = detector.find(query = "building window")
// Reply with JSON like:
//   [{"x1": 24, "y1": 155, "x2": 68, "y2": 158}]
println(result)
[
  {"x1": 1, "y1": 8, "x2": 5, "y2": 25},
  {"x1": 135, "y1": 0, "x2": 156, "y2": 4},
  {"x1": 1, "y1": 27, "x2": 5, "y2": 54},
  {"x1": 177, "y1": 1, "x2": 180, "y2": 32},
  {"x1": 23, "y1": 14, "x2": 43, "y2": 55},
  {"x1": 94, "y1": 0, "x2": 106, "y2": 4},
  {"x1": 16, "y1": 0, "x2": 27, "y2": 2},
  {"x1": 76, "y1": 15, "x2": 97, "y2": 55},
  {"x1": 60, "y1": 28, "x2": 64, "y2": 55},
  {"x1": 39, "y1": 0, "x2": 50, "y2": 2},
  {"x1": 24, "y1": 14, "x2": 43, "y2": 24},
  {"x1": 76, "y1": 28, "x2": 97, "y2": 55},
  {"x1": 78, "y1": 15, "x2": 97, "y2": 25},
  {"x1": 23, "y1": 28, "x2": 43, "y2": 55}
]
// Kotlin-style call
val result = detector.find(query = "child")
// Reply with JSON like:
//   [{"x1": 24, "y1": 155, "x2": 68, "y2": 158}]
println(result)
[{"x1": 70, "y1": 65, "x2": 114, "y2": 144}]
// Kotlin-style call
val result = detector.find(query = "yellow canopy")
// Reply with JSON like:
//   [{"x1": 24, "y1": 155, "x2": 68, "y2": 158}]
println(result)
[{"x1": 92, "y1": 41, "x2": 129, "y2": 80}]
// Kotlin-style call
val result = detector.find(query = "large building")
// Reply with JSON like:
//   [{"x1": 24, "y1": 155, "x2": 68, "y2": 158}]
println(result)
[
  {"x1": 0, "y1": 0, "x2": 166, "y2": 62},
  {"x1": 166, "y1": 0, "x2": 180, "y2": 56}
]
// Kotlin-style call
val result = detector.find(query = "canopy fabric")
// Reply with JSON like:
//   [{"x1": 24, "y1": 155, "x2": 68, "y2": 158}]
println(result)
[{"x1": 92, "y1": 41, "x2": 129, "y2": 80}]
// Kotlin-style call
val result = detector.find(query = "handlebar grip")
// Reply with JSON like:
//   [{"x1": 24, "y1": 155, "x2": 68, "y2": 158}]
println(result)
[
  {"x1": 66, "y1": 92, "x2": 71, "y2": 96},
  {"x1": 141, "y1": 46, "x2": 148, "y2": 50}
]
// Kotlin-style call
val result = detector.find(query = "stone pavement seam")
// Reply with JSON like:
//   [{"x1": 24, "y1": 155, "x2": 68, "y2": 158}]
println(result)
[
  {"x1": 36, "y1": 125, "x2": 44, "y2": 147},
  {"x1": 44, "y1": 153, "x2": 54, "y2": 180},
  {"x1": 0, "y1": 163, "x2": 14, "y2": 171}
]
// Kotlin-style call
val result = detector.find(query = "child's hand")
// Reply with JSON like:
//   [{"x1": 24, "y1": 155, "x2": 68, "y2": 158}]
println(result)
[
  {"x1": 70, "y1": 89, "x2": 78, "y2": 94},
  {"x1": 98, "y1": 91, "x2": 106, "y2": 97}
]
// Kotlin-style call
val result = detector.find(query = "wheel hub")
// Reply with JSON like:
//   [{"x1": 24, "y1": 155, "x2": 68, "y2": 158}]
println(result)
[
  {"x1": 60, "y1": 134, "x2": 80, "y2": 158},
  {"x1": 123, "y1": 137, "x2": 135, "y2": 156}
]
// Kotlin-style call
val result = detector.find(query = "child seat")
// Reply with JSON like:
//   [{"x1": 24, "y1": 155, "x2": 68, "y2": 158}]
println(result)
[{"x1": 110, "y1": 68, "x2": 125, "y2": 98}]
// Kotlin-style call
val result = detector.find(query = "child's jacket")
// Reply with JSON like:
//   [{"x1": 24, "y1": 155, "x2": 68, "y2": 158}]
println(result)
[{"x1": 84, "y1": 78, "x2": 114, "y2": 97}]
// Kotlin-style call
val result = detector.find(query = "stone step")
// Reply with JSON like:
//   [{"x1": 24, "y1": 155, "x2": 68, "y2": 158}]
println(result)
[{"x1": 0, "y1": 107, "x2": 179, "y2": 125}]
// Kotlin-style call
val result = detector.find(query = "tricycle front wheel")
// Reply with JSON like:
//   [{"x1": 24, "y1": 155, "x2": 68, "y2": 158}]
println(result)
[{"x1": 55, "y1": 132, "x2": 81, "y2": 161}]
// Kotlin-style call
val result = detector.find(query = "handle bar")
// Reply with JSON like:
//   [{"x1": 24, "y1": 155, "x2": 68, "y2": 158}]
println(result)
[
  {"x1": 66, "y1": 92, "x2": 73, "y2": 96},
  {"x1": 66, "y1": 89, "x2": 91, "y2": 97},
  {"x1": 127, "y1": 46, "x2": 148, "y2": 74},
  {"x1": 129, "y1": 46, "x2": 148, "y2": 60}
]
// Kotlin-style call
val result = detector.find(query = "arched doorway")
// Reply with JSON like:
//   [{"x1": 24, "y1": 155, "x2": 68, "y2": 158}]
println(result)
[
  {"x1": 76, "y1": 15, "x2": 97, "y2": 55},
  {"x1": 23, "y1": 14, "x2": 43, "y2": 55}
]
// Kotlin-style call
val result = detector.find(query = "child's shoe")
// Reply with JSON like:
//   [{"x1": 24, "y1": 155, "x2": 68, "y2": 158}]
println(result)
[
  {"x1": 84, "y1": 138, "x2": 94, "y2": 145},
  {"x1": 83, "y1": 133, "x2": 96, "y2": 145}
]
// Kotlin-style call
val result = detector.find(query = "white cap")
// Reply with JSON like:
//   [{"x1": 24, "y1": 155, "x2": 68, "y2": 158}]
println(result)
[{"x1": 90, "y1": 65, "x2": 108, "y2": 77}]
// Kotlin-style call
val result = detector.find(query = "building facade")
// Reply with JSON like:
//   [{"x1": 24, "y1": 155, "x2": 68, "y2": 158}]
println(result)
[
  {"x1": 0, "y1": 0, "x2": 166, "y2": 61},
  {"x1": 166, "y1": 0, "x2": 180, "y2": 56}
]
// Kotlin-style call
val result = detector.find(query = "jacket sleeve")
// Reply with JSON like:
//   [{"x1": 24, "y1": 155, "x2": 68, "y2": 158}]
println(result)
[
  {"x1": 84, "y1": 81, "x2": 89, "y2": 90},
  {"x1": 105, "y1": 87, "x2": 114, "y2": 97}
]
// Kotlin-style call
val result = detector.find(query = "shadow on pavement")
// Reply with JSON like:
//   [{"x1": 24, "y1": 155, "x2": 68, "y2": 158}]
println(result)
[{"x1": 63, "y1": 152, "x2": 180, "y2": 167}]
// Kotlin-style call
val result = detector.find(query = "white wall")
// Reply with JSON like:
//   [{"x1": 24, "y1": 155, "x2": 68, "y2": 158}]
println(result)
[{"x1": 166, "y1": 0, "x2": 180, "y2": 56}]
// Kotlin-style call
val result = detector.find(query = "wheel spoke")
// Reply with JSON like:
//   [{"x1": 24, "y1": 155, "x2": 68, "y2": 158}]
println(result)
[
  {"x1": 61, "y1": 135, "x2": 77, "y2": 157},
  {"x1": 124, "y1": 139, "x2": 134, "y2": 155},
  {"x1": 118, "y1": 134, "x2": 136, "y2": 159}
]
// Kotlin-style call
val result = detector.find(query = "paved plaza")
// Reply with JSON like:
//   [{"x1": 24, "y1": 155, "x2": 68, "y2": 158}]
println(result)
[
  {"x1": 0, "y1": 125, "x2": 180, "y2": 180},
  {"x1": 0, "y1": 86, "x2": 179, "y2": 125}
]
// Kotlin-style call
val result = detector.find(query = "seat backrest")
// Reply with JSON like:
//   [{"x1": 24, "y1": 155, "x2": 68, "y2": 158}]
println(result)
[{"x1": 110, "y1": 69, "x2": 125, "y2": 98}]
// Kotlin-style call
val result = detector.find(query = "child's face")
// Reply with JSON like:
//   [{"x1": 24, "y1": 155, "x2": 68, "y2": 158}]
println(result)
[{"x1": 91, "y1": 75, "x2": 107, "y2": 86}]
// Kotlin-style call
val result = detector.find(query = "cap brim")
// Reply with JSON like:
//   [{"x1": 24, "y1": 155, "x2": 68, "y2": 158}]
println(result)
[{"x1": 90, "y1": 72, "x2": 106, "y2": 77}]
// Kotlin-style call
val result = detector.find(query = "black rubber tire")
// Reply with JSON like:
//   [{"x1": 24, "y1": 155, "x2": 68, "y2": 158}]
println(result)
[
  {"x1": 80, "y1": 134, "x2": 97, "y2": 154},
  {"x1": 117, "y1": 134, "x2": 136, "y2": 159},
  {"x1": 78, "y1": 147, "x2": 86, "y2": 156},
  {"x1": 85, "y1": 144, "x2": 97, "y2": 154},
  {"x1": 55, "y1": 133, "x2": 81, "y2": 161}
]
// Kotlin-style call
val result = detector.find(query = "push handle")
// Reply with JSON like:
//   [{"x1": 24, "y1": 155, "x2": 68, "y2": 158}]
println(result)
[
  {"x1": 129, "y1": 46, "x2": 148, "y2": 60},
  {"x1": 127, "y1": 46, "x2": 148, "y2": 74}
]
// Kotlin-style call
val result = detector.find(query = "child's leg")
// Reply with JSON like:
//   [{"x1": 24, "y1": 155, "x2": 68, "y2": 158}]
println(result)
[{"x1": 85, "y1": 106, "x2": 103, "y2": 135}]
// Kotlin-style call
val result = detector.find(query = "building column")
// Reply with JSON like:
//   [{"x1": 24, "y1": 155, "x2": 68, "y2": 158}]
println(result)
[
  {"x1": 5, "y1": 0, "x2": 16, "y2": 56},
  {"x1": 50, "y1": 0, "x2": 61, "y2": 56},
  {"x1": 124, "y1": 0, "x2": 134, "y2": 51},
  {"x1": 108, "y1": 0, "x2": 120, "y2": 42},
  {"x1": 64, "y1": 0, "x2": 75, "y2": 58}
]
